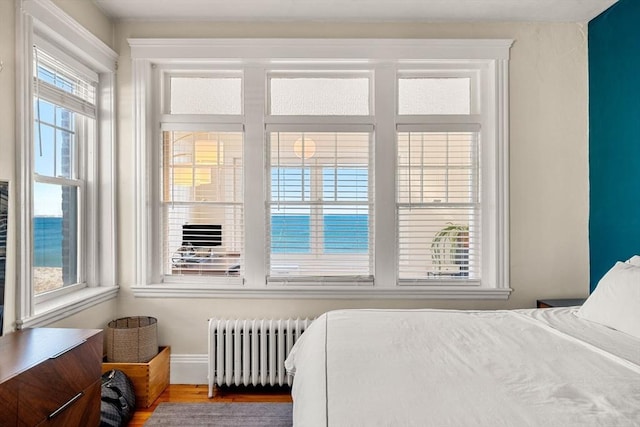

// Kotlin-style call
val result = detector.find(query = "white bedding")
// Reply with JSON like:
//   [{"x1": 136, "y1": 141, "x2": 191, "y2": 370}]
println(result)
[{"x1": 285, "y1": 308, "x2": 640, "y2": 427}]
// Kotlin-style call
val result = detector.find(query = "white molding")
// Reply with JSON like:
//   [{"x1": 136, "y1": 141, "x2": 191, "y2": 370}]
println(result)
[
  {"x1": 98, "y1": 70, "x2": 118, "y2": 288},
  {"x1": 16, "y1": 287, "x2": 119, "y2": 329},
  {"x1": 15, "y1": 0, "x2": 35, "y2": 322},
  {"x1": 170, "y1": 354, "x2": 209, "y2": 385},
  {"x1": 497, "y1": 58, "x2": 511, "y2": 293},
  {"x1": 21, "y1": 0, "x2": 117, "y2": 72},
  {"x1": 132, "y1": 58, "x2": 151, "y2": 286},
  {"x1": 128, "y1": 38, "x2": 513, "y2": 61},
  {"x1": 132, "y1": 284, "x2": 511, "y2": 299}
]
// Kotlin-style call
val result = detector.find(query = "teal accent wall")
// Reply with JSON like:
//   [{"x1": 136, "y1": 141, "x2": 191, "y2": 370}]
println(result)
[{"x1": 589, "y1": 0, "x2": 640, "y2": 291}]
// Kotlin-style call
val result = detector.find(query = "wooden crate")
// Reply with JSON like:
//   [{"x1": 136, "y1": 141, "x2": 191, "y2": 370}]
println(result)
[{"x1": 102, "y1": 346, "x2": 170, "y2": 408}]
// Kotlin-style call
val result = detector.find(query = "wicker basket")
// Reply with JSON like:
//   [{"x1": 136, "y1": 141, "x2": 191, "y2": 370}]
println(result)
[{"x1": 106, "y1": 316, "x2": 158, "y2": 363}]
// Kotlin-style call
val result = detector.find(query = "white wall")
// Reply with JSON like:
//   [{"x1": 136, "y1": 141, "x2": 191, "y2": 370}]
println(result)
[{"x1": 114, "y1": 21, "x2": 589, "y2": 359}]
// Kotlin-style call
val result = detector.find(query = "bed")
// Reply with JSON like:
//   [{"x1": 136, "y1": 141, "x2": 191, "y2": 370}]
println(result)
[{"x1": 285, "y1": 261, "x2": 640, "y2": 426}]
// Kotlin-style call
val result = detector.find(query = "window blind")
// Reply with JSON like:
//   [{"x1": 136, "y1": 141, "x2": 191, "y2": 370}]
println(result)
[
  {"x1": 162, "y1": 131, "x2": 244, "y2": 280},
  {"x1": 267, "y1": 131, "x2": 373, "y2": 282},
  {"x1": 397, "y1": 131, "x2": 479, "y2": 280},
  {"x1": 33, "y1": 46, "x2": 97, "y2": 118}
]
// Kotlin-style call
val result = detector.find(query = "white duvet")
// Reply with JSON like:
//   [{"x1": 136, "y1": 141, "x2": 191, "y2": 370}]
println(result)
[{"x1": 285, "y1": 308, "x2": 640, "y2": 427}]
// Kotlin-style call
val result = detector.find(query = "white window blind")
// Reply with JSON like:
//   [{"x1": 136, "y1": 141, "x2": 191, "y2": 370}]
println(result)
[
  {"x1": 162, "y1": 131, "x2": 244, "y2": 280},
  {"x1": 397, "y1": 131, "x2": 479, "y2": 280},
  {"x1": 267, "y1": 131, "x2": 373, "y2": 282},
  {"x1": 33, "y1": 45, "x2": 97, "y2": 118}
]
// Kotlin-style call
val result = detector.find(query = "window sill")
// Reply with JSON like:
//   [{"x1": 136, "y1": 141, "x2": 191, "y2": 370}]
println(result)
[
  {"x1": 132, "y1": 283, "x2": 512, "y2": 299},
  {"x1": 17, "y1": 286, "x2": 119, "y2": 329}
]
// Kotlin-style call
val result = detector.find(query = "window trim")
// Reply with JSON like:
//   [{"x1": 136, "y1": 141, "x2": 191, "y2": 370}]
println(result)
[
  {"x1": 15, "y1": 0, "x2": 118, "y2": 327},
  {"x1": 130, "y1": 38, "x2": 512, "y2": 299}
]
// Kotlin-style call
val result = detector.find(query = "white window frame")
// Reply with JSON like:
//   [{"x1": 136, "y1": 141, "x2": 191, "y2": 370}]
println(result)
[
  {"x1": 15, "y1": 0, "x2": 118, "y2": 328},
  {"x1": 130, "y1": 38, "x2": 512, "y2": 299},
  {"x1": 151, "y1": 67, "x2": 246, "y2": 286}
]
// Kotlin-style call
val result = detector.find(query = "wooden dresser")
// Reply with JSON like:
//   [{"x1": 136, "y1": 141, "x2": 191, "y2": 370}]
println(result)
[{"x1": 0, "y1": 328, "x2": 103, "y2": 426}]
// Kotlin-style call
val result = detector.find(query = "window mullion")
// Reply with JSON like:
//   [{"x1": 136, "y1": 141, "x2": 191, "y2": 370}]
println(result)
[
  {"x1": 374, "y1": 65, "x2": 397, "y2": 288},
  {"x1": 243, "y1": 66, "x2": 266, "y2": 288}
]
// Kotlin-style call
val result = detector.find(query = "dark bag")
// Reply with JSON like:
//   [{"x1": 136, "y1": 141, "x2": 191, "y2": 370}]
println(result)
[{"x1": 100, "y1": 369, "x2": 136, "y2": 427}]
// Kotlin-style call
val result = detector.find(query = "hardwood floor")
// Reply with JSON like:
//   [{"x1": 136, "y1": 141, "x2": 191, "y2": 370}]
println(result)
[{"x1": 128, "y1": 384, "x2": 292, "y2": 426}]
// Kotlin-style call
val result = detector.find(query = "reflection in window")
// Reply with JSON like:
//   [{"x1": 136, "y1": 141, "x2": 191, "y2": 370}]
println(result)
[{"x1": 162, "y1": 131, "x2": 244, "y2": 277}]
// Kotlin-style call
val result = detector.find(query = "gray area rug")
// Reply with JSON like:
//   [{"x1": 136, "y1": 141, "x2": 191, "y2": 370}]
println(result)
[{"x1": 143, "y1": 402, "x2": 293, "y2": 426}]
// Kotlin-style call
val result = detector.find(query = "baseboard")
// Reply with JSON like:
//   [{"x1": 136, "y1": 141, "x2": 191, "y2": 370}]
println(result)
[{"x1": 170, "y1": 353, "x2": 208, "y2": 384}]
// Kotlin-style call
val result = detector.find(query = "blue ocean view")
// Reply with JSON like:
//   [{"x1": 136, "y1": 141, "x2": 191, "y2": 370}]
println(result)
[
  {"x1": 35, "y1": 214, "x2": 368, "y2": 264},
  {"x1": 34, "y1": 216, "x2": 63, "y2": 267},
  {"x1": 271, "y1": 214, "x2": 368, "y2": 253}
]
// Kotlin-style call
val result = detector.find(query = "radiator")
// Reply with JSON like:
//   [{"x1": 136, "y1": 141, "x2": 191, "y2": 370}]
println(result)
[{"x1": 207, "y1": 318, "x2": 312, "y2": 397}]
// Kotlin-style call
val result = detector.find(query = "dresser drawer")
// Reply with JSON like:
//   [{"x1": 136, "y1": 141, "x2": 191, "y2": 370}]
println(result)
[
  {"x1": 37, "y1": 380, "x2": 101, "y2": 427},
  {"x1": 0, "y1": 377, "x2": 19, "y2": 425},
  {"x1": 17, "y1": 334, "x2": 102, "y2": 426}
]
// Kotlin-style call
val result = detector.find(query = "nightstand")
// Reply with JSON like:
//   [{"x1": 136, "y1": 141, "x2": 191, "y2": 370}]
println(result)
[{"x1": 536, "y1": 298, "x2": 587, "y2": 308}]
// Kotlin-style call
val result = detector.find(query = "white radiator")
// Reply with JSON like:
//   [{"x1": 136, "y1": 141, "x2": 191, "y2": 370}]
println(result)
[{"x1": 207, "y1": 318, "x2": 312, "y2": 397}]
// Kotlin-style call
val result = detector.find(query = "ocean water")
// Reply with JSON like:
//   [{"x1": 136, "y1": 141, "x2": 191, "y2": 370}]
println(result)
[
  {"x1": 271, "y1": 214, "x2": 368, "y2": 253},
  {"x1": 33, "y1": 214, "x2": 370, "y2": 266},
  {"x1": 34, "y1": 216, "x2": 63, "y2": 267}
]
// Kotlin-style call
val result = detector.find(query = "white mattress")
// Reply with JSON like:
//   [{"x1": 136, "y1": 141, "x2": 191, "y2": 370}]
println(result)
[{"x1": 285, "y1": 308, "x2": 640, "y2": 427}]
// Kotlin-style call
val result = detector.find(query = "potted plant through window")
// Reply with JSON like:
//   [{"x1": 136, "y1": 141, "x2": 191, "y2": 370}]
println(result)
[{"x1": 430, "y1": 222, "x2": 469, "y2": 277}]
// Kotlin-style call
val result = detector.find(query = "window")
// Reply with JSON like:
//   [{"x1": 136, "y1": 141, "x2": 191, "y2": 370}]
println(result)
[
  {"x1": 266, "y1": 74, "x2": 373, "y2": 283},
  {"x1": 398, "y1": 77, "x2": 471, "y2": 115},
  {"x1": 32, "y1": 45, "x2": 93, "y2": 295},
  {"x1": 269, "y1": 77, "x2": 370, "y2": 115},
  {"x1": 131, "y1": 39, "x2": 511, "y2": 298},
  {"x1": 17, "y1": 0, "x2": 117, "y2": 327},
  {"x1": 162, "y1": 130, "x2": 244, "y2": 282},
  {"x1": 159, "y1": 73, "x2": 244, "y2": 284},
  {"x1": 397, "y1": 131, "x2": 479, "y2": 280},
  {"x1": 170, "y1": 76, "x2": 242, "y2": 115},
  {"x1": 267, "y1": 131, "x2": 372, "y2": 281}
]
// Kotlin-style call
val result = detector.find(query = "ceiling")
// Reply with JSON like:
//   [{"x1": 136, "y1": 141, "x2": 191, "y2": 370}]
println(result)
[{"x1": 92, "y1": 0, "x2": 617, "y2": 22}]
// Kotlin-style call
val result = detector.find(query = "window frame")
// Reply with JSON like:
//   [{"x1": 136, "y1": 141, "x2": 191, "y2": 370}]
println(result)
[
  {"x1": 149, "y1": 67, "x2": 247, "y2": 286},
  {"x1": 16, "y1": 0, "x2": 118, "y2": 328},
  {"x1": 130, "y1": 38, "x2": 512, "y2": 299},
  {"x1": 32, "y1": 39, "x2": 92, "y2": 303}
]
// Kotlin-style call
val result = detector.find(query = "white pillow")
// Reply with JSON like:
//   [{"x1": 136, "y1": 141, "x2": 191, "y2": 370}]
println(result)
[
  {"x1": 626, "y1": 255, "x2": 640, "y2": 266},
  {"x1": 576, "y1": 261, "x2": 640, "y2": 339}
]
